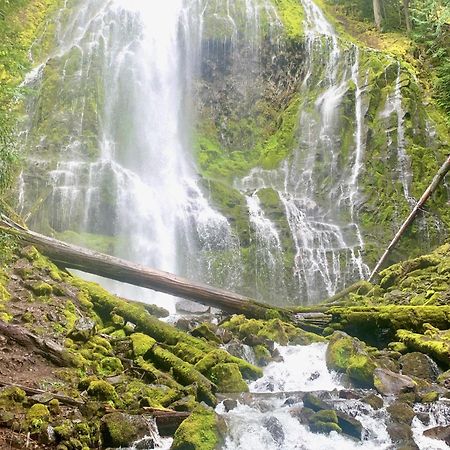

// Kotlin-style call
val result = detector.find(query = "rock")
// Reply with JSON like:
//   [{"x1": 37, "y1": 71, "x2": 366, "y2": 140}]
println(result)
[
  {"x1": 361, "y1": 393, "x2": 383, "y2": 410},
  {"x1": 290, "y1": 406, "x2": 315, "y2": 425},
  {"x1": 191, "y1": 323, "x2": 221, "y2": 344},
  {"x1": 222, "y1": 399, "x2": 238, "y2": 412},
  {"x1": 143, "y1": 303, "x2": 169, "y2": 318},
  {"x1": 176, "y1": 300, "x2": 210, "y2": 314},
  {"x1": 211, "y1": 363, "x2": 249, "y2": 393},
  {"x1": 170, "y1": 395, "x2": 197, "y2": 412},
  {"x1": 101, "y1": 412, "x2": 151, "y2": 448},
  {"x1": 68, "y1": 317, "x2": 96, "y2": 342},
  {"x1": 423, "y1": 425, "x2": 450, "y2": 445},
  {"x1": 419, "y1": 390, "x2": 440, "y2": 403},
  {"x1": 326, "y1": 331, "x2": 377, "y2": 387},
  {"x1": 99, "y1": 357, "x2": 124, "y2": 376},
  {"x1": 387, "y1": 401, "x2": 415, "y2": 425},
  {"x1": 387, "y1": 423, "x2": 419, "y2": 449},
  {"x1": 373, "y1": 368, "x2": 416, "y2": 396},
  {"x1": 339, "y1": 390, "x2": 362, "y2": 400},
  {"x1": 263, "y1": 416, "x2": 285, "y2": 445},
  {"x1": 399, "y1": 352, "x2": 440, "y2": 382},
  {"x1": 302, "y1": 393, "x2": 363, "y2": 439}
]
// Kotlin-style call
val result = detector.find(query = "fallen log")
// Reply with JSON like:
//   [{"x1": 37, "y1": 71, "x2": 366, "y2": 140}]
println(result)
[
  {"x1": 0, "y1": 215, "x2": 291, "y2": 320},
  {"x1": 369, "y1": 155, "x2": 450, "y2": 281},
  {"x1": 0, "y1": 320, "x2": 76, "y2": 367}
]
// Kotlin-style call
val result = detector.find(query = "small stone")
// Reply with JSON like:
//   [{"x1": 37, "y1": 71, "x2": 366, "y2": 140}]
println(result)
[{"x1": 68, "y1": 317, "x2": 96, "y2": 342}]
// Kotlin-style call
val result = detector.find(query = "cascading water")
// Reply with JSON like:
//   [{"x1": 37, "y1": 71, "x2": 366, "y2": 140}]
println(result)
[
  {"x1": 236, "y1": 0, "x2": 369, "y2": 303},
  {"x1": 218, "y1": 343, "x2": 450, "y2": 450},
  {"x1": 19, "y1": 0, "x2": 251, "y2": 310},
  {"x1": 380, "y1": 63, "x2": 413, "y2": 205}
]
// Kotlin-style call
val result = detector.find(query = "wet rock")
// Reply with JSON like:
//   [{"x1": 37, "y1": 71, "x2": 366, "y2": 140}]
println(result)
[
  {"x1": 302, "y1": 393, "x2": 363, "y2": 439},
  {"x1": 222, "y1": 399, "x2": 238, "y2": 412},
  {"x1": 339, "y1": 390, "x2": 362, "y2": 400},
  {"x1": 225, "y1": 340, "x2": 255, "y2": 363},
  {"x1": 211, "y1": 363, "x2": 249, "y2": 393},
  {"x1": 216, "y1": 327, "x2": 233, "y2": 344},
  {"x1": 101, "y1": 412, "x2": 151, "y2": 448},
  {"x1": 387, "y1": 423, "x2": 419, "y2": 449},
  {"x1": 283, "y1": 397, "x2": 298, "y2": 406},
  {"x1": 423, "y1": 425, "x2": 450, "y2": 445},
  {"x1": 373, "y1": 368, "x2": 416, "y2": 396},
  {"x1": 263, "y1": 416, "x2": 285, "y2": 445},
  {"x1": 191, "y1": 323, "x2": 221, "y2": 344},
  {"x1": 387, "y1": 401, "x2": 415, "y2": 425},
  {"x1": 361, "y1": 393, "x2": 383, "y2": 410},
  {"x1": 68, "y1": 317, "x2": 96, "y2": 342},
  {"x1": 399, "y1": 352, "x2": 441, "y2": 382},
  {"x1": 291, "y1": 406, "x2": 314, "y2": 424}
]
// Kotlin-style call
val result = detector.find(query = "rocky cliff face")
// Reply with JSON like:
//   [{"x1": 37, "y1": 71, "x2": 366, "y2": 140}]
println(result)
[{"x1": 15, "y1": 0, "x2": 450, "y2": 306}]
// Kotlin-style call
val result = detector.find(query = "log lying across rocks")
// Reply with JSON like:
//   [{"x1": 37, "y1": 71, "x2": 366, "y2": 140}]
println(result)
[{"x1": 0, "y1": 215, "x2": 290, "y2": 321}]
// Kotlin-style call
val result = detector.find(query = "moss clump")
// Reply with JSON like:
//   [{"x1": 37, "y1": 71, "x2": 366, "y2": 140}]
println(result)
[
  {"x1": 0, "y1": 387, "x2": 26, "y2": 403},
  {"x1": 130, "y1": 333, "x2": 156, "y2": 357},
  {"x1": 98, "y1": 357, "x2": 124, "y2": 377},
  {"x1": 29, "y1": 281, "x2": 53, "y2": 297},
  {"x1": 171, "y1": 405, "x2": 219, "y2": 450},
  {"x1": 211, "y1": 363, "x2": 249, "y2": 393},
  {"x1": 26, "y1": 403, "x2": 50, "y2": 430},
  {"x1": 191, "y1": 323, "x2": 221, "y2": 344},
  {"x1": 87, "y1": 380, "x2": 118, "y2": 402},
  {"x1": 0, "y1": 284, "x2": 11, "y2": 302}
]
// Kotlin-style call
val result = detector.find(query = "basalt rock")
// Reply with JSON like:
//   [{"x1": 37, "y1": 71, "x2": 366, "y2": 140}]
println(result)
[
  {"x1": 373, "y1": 368, "x2": 416, "y2": 396},
  {"x1": 399, "y1": 352, "x2": 441, "y2": 382}
]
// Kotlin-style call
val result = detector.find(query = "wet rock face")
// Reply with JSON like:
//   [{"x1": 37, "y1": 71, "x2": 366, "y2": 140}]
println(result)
[
  {"x1": 399, "y1": 352, "x2": 441, "y2": 382},
  {"x1": 373, "y1": 368, "x2": 416, "y2": 396}
]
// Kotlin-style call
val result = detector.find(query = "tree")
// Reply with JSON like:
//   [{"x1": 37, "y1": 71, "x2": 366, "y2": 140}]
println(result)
[{"x1": 373, "y1": 0, "x2": 383, "y2": 30}]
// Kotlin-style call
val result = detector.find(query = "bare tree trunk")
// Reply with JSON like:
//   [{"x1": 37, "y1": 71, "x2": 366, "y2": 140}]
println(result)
[
  {"x1": 369, "y1": 155, "x2": 450, "y2": 281},
  {"x1": 403, "y1": 0, "x2": 412, "y2": 32},
  {"x1": 373, "y1": 0, "x2": 383, "y2": 31}
]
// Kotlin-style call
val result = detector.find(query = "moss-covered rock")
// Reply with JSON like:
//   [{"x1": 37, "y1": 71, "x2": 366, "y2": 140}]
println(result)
[
  {"x1": 326, "y1": 331, "x2": 377, "y2": 387},
  {"x1": 86, "y1": 380, "x2": 118, "y2": 402},
  {"x1": 130, "y1": 333, "x2": 156, "y2": 357},
  {"x1": 211, "y1": 363, "x2": 249, "y2": 393},
  {"x1": 101, "y1": 412, "x2": 151, "y2": 448},
  {"x1": 98, "y1": 357, "x2": 124, "y2": 377},
  {"x1": 171, "y1": 405, "x2": 219, "y2": 450},
  {"x1": 26, "y1": 403, "x2": 50, "y2": 431}
]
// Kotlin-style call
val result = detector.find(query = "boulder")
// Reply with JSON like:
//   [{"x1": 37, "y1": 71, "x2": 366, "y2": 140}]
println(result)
[
  {"x1": 326, "y1": 331, "x2": 377, "y2": 387},
  {"x1": 423, "y1": 425, "x2": 450, "y2": 445},
  {"x1": 387, "y1": 401, "x2": 415, "y2": 425},
  {"x1": 176, "y1": 300, "x2": 210, "y2": 314},
  {"x1": 373, "y1": 368, "x2": 416, "y2": 396},
  {"x1": 399, "y1": 352, "x2": 440, "y2": 382},
  {"x1": 361, "y1": 393, "x2": 383, "y2": 410},
  {"x1": 101, "y1": 413, "x2": 151, "y2": 448}
]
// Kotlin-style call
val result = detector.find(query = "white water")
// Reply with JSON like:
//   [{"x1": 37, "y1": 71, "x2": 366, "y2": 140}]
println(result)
[
  {"x1": 219, "y1": 343, "x2": 450, "y2": 450},
  {"x1": 380, "y1": 63, "x2": 413, "y2": 205}
]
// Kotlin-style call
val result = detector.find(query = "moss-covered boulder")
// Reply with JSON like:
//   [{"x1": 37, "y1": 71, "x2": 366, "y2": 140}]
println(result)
[
  {"x1": 171, "y1": 405, "x2": 219, "y2": 450},
  {"x1": 130, "y1": 333, "x2": 156, "y2": 357},
  {"x1": 86, "y1": 380, "x2": 118, "y2": 402},
  {"x1": 211, "y1": 363, "x2": 249, "y2": 393},
  {"x1": 325, "y1": 331, "x2": 377, "y2": 387},
  {"x1": 101, "y1": 412, "x2": 152, "y2": 448}
]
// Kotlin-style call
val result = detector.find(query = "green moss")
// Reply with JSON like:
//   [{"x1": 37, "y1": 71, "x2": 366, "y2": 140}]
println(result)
[
  {"x1": 0, "y1": 387, "x2": 26, "y2": 403},
  {"x1": 326, "y1": 332, "x2": 376, "y2": 387},
  {"x1": 26, "y1": 403, "x2": 50, "y2": 430},
  {"x1": 86, "y1": 380, "x2": 118, "y2": 402},
  {"x1": 211, "y1": 363, "x2": 249, "y2": 393},
  {"x1": 171, "y1": 405, "x2": 219, "y2": 450},
  {"x1": 311, "y1": 409, "x2": 338, "y2": 424},
  {"x1": 272, "y1": 0, "x2": 305, "y2": 39},
  {"x1": 98, "y1": 357, "x2": 124, "y2": 377},
  {"x1": 29, "y1": 281, "x2": 53, "y2": 296},
  {"x1": 130, "y1": 333, "x2": 156, "y2": 357}
]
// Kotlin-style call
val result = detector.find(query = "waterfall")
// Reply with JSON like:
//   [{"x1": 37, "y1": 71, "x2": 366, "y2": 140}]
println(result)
[
  {"x1": 20, "y1": 0, "x2": 247, "y2": 311},
  {"x1": 236, "y1": 0, "x2": 369, "y2": 302}
]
